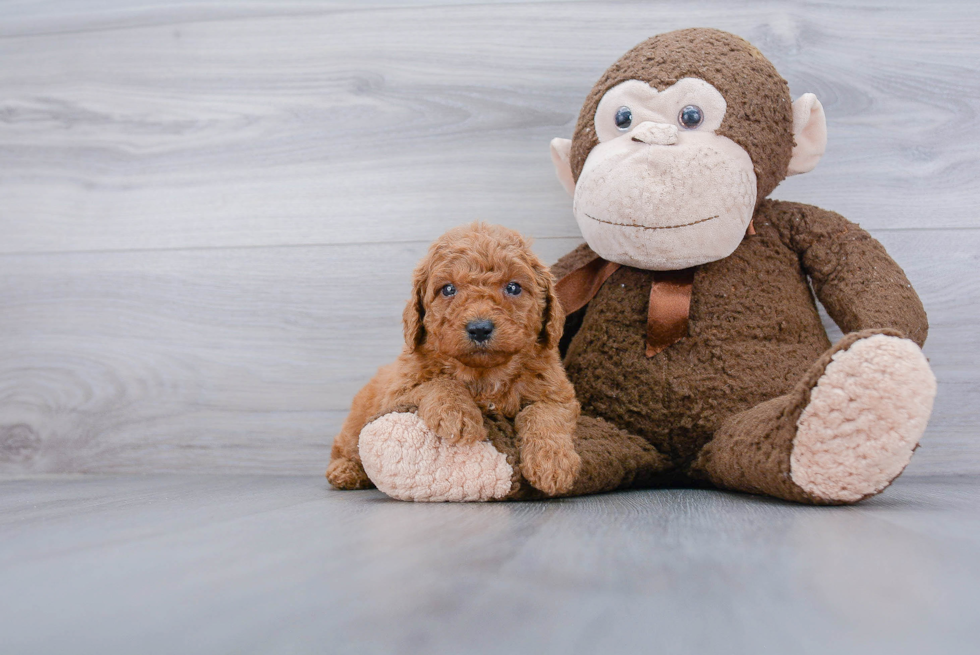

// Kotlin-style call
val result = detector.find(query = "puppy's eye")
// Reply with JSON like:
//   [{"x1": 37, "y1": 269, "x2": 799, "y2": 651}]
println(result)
[
  {"x1": 678, "y1": 105, "x2": 703, "y2": 129},
  {"x1": 441, "y1": 283, "x2": 456, "y2": 297},
  {"x1": 504, "y1": 281, "x2": 522, "y2": 296},
  {"x1": 614, "y1": 106, "x2": 633, "y2": 131}
]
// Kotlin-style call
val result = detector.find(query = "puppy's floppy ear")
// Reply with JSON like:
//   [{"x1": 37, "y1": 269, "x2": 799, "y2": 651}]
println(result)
[
  {"x1": 533, "y1": 258, "x2": 565, "y2": 350},
  {"x1": 403, "y1": 260, "x2": 428, "y2": 352}
]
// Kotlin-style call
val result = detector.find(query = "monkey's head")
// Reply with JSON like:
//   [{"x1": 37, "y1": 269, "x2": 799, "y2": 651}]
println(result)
[{"x1": 551, "y1": 28, "x2": 827, "y2": 270}]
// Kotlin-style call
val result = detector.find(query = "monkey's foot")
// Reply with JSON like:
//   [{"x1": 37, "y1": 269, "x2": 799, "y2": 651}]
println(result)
[
  {"x1": 791, "y1": 334, "x2": 937, "y2": 503},
  {"x1": 358, "y1": 412, "x2": 515, "y2": 502}
]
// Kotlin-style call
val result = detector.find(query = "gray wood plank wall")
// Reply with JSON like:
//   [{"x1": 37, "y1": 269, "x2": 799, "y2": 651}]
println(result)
[{"x1": 1, "y1": 0, "x2": 978, "y2": 476}]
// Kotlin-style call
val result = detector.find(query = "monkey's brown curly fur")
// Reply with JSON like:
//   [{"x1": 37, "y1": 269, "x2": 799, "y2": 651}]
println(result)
[{"x1": 327, "y1": 222, "x2": 581, "y2": 496}]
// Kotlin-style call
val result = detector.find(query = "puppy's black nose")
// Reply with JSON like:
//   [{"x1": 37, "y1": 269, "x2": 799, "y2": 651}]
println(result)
[{"x1": 466, "y1": 319, "x2": 494, "y2": 344}]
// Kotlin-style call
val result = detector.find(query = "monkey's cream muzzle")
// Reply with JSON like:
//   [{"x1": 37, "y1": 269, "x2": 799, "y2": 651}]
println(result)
[{"x1": 573, "y1": 126, "x2": 757, "y2": 271}]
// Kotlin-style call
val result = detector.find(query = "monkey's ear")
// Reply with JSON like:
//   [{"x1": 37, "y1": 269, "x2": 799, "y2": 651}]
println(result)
[
  {"x1": 535, "y1": 262, "x2": 566, "y2": 350},
  {"x1": 402, "y1": 265, "x2": 427, "y2": 352},
  {"x1": 550, "y1": 138, "x2": 576, "y2": 196},
  {"x1": 787, "y1": 94, "x2": 827, "y2": 176}
]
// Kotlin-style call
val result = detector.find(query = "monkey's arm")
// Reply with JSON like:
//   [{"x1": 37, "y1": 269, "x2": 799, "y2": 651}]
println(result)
[{"x1": 770, "y1": 200, "x2": 928, "y2": 347}]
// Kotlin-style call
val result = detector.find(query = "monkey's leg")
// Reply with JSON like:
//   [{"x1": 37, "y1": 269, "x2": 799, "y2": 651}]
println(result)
[
  {"x1": 690, "y1": 329, "x2": 936, "y2": 505},
  {"x1": 357, "y1": 409, "x2": 671, "y2": 502},
  {"x1": 357, "y1": 410, "x2": 515, "y2": 502},
  {"x1": 547, "y1": 416, "x2": 672, "y2": 498}
]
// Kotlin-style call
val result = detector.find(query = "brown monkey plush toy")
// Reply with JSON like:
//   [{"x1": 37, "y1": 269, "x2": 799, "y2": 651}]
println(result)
[{"x1": 354, "y1": 28, "x2": 937, "y2": 504}]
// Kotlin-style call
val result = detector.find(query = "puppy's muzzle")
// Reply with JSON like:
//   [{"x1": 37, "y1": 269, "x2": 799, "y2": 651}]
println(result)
[{"x1": 466, "y1": 319, "x2": 495, "y2": 344}]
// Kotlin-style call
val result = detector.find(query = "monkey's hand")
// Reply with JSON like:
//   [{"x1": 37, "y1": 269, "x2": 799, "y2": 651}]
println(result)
[
  {"x1": 516, "y1": 402, "x2": 581, "y2": 496},
  {"x1": 415, "y1": 379, "x2": 488, "y2": 445}
]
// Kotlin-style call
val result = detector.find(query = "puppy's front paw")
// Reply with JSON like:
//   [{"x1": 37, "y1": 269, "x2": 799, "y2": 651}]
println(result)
[
  {"x1": 457, "y1": 404, "x2": 490, "y2": 445},
  {"x1": 520, "y1": 437, "x2": 581, "y2": 496},
  {"x1": 418, "y1": 399, "x2": 488, "y2": 445},
  {"x1": 326, "y1": 457, "x2": 374, "y2": 490}
]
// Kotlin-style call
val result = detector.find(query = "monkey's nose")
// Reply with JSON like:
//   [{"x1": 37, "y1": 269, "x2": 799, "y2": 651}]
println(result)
[
  {"x1": 631, "y1": 121, "x2": 678, "y2": 146},
  {"x1": 466, "y1": 319, "x2": 495, "y2": 344}
]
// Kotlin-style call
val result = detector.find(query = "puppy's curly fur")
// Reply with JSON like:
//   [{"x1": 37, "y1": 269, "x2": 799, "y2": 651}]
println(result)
[{"x1": 327, "y1": 222, "x2": 581, "y2": 496}]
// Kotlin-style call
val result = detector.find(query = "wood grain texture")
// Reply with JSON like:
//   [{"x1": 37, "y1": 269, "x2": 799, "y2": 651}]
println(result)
[
  {"x1": 1, "y1": 474, "x2": 979, "y2": 654},
  {"x1": 1, "y1": 1, "x2": 978, "y2": 254},
  {"x1": 0, "y1": 0, "x2": 978, "y2": 475}
]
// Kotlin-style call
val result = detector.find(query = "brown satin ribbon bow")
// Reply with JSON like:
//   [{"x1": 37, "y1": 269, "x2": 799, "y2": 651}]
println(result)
[{"x1": 555, "y1": 255, "x2": 696, "y2": 357}]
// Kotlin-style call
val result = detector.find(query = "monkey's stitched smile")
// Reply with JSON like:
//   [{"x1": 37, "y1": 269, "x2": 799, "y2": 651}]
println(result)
[{"x1": 584, "y1": 213, "x2": 721, "y2": 230}]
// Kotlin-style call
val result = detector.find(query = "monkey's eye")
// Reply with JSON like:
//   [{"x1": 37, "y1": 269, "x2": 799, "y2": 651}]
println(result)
[
  {"x1": 504, "y1": 281, "x2": 522, "y2": 296},
  {"x1": 441, "y1": 283, "x2": 456, "y2": 297},
  {"x1": 678, "y1": 105, "x2": 704, "y2": 129},
  {"x1": 614, "y1": 106, "x2": 633, "y2": 131}
]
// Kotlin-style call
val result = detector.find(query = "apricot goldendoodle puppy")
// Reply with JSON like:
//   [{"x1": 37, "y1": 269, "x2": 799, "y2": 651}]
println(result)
[{"x1": 326, "y1": 222, "x2": 581, "y2": 496}]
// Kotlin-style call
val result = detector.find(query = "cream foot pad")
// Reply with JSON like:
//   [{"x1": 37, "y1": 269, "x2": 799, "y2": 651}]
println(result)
[
  {"x1": 359, "y1": 412, "x2": 514, "y2": 502},
  {"x1": 792, "y1": 334, "x2": 937, "y2": 503}
]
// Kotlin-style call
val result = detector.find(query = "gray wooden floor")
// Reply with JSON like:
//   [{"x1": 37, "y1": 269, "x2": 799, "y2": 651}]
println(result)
[
  {"x1": 2, "y1": 1, "x2": 980, "y2": 653},
  {"x1": 2, "y1": 474, "x2": 979, "y2": 655}
]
